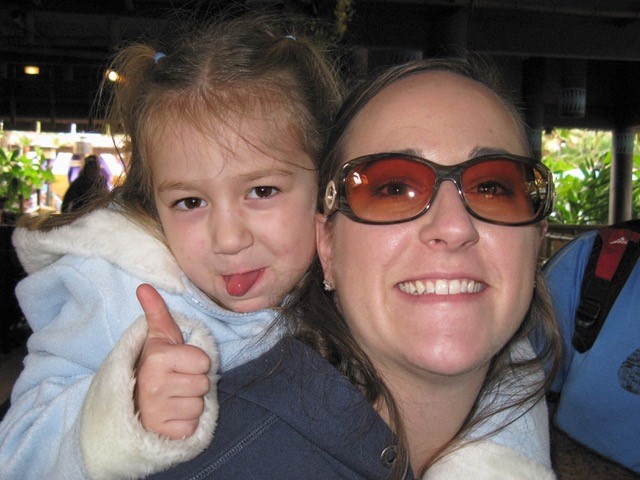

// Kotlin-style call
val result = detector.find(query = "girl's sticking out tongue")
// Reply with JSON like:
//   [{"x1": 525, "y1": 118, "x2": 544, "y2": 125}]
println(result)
[{"x1": 224, "y1": 270, "x2": 263, "y2": 296}]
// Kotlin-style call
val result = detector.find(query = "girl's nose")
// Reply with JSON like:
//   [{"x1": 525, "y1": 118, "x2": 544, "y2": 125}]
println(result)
[
  {"x1": 210, "y1": 207, "x2": 254, "y2": 255},
  {"x1": 418, "y1": 180, "x2": 479, "y2": 249}
]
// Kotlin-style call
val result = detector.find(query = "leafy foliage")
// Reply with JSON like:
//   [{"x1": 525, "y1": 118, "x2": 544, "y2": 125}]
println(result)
[
  {"x1": 0, "y1": 146, "x2": 54, "y2": 214},
  {"x1": 542, "y1": 129, "x2": 640, "y2": 225}
]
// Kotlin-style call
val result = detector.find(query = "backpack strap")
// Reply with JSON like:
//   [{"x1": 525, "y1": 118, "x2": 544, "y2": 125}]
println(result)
[{"x1": 572, "y1": 220, "x2": 640, "y2": 353}]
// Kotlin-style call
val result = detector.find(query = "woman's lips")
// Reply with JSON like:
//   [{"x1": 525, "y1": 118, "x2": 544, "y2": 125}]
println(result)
[
  {"x1": 223, "y1": 269, "x2": 264, "y2": 297},
  {"x1": 398, "y1": 278, "x2": 485, "y2": 295}
]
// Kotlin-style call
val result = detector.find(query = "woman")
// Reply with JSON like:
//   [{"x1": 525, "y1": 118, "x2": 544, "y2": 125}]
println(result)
[
  {"x1": 310, "y1": 57, "x2": 560, "y2": 477},
  {"x1": 148, "y1": 57, "x2": 560, "y2": 479}
]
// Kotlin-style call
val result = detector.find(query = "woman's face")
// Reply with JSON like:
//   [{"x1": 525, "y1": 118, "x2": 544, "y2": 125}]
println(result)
[{"x1": 317, "y1": 72, "x2": 544, "y2": 384}]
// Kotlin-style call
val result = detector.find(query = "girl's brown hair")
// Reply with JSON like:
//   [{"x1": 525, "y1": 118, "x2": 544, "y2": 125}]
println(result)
[{"x1": 22, "y1": 11, "x2": 343, "y2": 235}]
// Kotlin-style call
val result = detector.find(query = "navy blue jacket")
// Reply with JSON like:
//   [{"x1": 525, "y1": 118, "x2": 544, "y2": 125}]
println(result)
[{"x1": 148, "y1": 338, "x2": 410, "y2": 479}]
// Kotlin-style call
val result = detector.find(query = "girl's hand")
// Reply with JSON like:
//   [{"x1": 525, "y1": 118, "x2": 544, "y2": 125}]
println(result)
[{"x1": 134, "y1": 284, "x2": 211, "y2": 439}]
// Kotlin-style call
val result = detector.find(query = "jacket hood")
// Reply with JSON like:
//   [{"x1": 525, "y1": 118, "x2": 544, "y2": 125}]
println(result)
[{"x1": 12, "y1": 208, "x2": 185, "y2": 293}]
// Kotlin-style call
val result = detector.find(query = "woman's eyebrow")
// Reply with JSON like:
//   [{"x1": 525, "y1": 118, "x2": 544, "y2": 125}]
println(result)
[
  {"x1": 468, "y1": 145, "x2": 512, "y2": 157},
  {"x1": 361, "y1": 146, "x2": 515, "y2": 160},
  {"x1": 379, "y1": 147, "x2": 423, "y2": 157}
]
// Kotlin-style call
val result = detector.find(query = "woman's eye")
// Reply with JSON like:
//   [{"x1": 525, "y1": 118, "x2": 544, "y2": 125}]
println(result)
[
  {"x1": 473, "y1": 181, "x2": 513, "y2": 198},
  {"x1": 247, "y1": 186, "x2": 279, "y2": 199},
  {"x1": 374, "y1": 180, "x2": 413, "y2": 197},
  {"x1": 174, "y1": 197, "x2": 207, "y2": 210}
]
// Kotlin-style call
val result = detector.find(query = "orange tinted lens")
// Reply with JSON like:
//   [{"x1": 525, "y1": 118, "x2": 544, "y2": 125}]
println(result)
[
  {"x1": 461, "y1": 159, "x2": 542, "y2": 223},
  {"x1": 345, "y1": 158, "x2": 436, "y2": 222}
]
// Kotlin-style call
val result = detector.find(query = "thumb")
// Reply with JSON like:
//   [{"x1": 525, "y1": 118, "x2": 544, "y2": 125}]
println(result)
[{"x1": 136, "y1": 283, "x2": 184, "y2": 345}]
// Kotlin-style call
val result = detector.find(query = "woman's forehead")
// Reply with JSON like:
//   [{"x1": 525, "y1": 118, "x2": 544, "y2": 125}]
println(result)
[
  {"x1": 344, "y1": 72, "x2": 525, "y2": 160},
  {"x1": 364, "y1": 72, "x2": 512, "y2": 124}
]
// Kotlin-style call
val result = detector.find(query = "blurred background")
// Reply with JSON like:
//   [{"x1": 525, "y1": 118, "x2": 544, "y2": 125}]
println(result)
[{"x1": 1, "y1": 0, "x2": 639, "y2": 227}]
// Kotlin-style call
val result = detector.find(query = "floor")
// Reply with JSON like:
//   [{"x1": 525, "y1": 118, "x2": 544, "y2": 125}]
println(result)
[{"x1": 551, "y1": 427, "x2": 640, "y2": 479}]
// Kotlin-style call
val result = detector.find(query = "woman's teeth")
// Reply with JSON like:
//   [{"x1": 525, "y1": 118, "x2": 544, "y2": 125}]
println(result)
[{"x1": 398, "y1": 279, "x2": 485, "y2": 295}]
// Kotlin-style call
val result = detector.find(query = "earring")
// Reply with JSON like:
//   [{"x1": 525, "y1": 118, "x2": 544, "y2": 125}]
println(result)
[{"x1": 323, "y1": 279, "x2": 334, "y2": 292}]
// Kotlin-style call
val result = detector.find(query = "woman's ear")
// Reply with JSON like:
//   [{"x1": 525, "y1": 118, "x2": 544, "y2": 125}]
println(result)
[
  {"x1": 537, "y1": 220, "x2": 549, "y2": 248},
  {"x1": 315, "y1": 213, "x2": 334, "y2": 284}
]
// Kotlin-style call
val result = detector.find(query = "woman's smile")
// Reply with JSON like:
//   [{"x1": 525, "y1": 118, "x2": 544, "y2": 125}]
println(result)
[{"x1": 397, "y1": 278, "x2": 486, "y2": 295}]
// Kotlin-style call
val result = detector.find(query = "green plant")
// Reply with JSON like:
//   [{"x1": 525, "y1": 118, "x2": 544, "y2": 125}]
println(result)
[
  {"x1": 542, "y1": 129, "x2": 640, "y2": 225},
  {"x1": 334, "y1": 0, "x2": 355, "y2": 40},
  {"x1": 0, "y1": 146, "x2": 54, "y2": 216}
]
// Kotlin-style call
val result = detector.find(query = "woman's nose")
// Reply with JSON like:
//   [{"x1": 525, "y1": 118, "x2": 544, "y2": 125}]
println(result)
[
  {"x1": 418, "y1": 180, "x2": 479, "y2": 248},
  {"x1": 210, "y1": 207, "x2": 253, "y2": 255}
]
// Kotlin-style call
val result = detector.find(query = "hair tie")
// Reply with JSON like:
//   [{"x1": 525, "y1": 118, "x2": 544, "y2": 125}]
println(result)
[
  {"x1": 153, "y1": 52, "x2": 166, "y2": 64},
  {"x1": 285, "y1": 35, "x2": 297, "y2": 42}
]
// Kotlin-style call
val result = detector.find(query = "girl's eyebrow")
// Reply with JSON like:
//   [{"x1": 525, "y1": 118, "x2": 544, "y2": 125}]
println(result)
[
  {"x1": 238, "y1": 168, "x2": 294, "y2": 183},
  {"x1": 155, "y1": 179, "x2": 197, "y2": 193},
  {"x1": 155, "y1": 168, "x2": 295, "y2": 193}
]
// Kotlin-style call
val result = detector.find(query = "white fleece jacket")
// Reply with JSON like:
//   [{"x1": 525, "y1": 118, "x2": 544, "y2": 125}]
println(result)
[
  {"x1": 0, "y1": 208, "x2": 283, "y2": 479},
  {"x1": 426, "y1": 440, "x2": 556, "y2": 479}
]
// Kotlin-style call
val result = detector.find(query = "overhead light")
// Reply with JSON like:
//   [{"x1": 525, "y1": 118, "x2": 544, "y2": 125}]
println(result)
[
  {"x1": 24, "y1": 65, "x2": 40, "y2": 75},
  {"x1": 106, "y1": 70, "x2": 120, "y2": 82}
]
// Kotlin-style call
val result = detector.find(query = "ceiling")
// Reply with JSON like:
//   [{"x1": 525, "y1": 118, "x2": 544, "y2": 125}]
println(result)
[{"x1": 3, "y1": 0, "x2": 640, "y2": 132}]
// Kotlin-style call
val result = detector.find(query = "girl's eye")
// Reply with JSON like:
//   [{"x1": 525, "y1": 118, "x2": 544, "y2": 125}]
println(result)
[
  {"x1": 174, "y1": 197, "x2": 207, "y2": 210},
  {"x1": 247, "y1": 186, "x2": 279, "y2": 199}
]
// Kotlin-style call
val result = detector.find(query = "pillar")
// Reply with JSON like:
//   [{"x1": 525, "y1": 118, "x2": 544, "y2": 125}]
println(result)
[
  {"x1": 439, "y1": 9, "x2": 469, "y2": 57},
  {"x1": 558, "y1": 59, "x2": 587, "y2": 119},
  {"x1": 610, "y1": 128, "x2": 635, "y2": 224},
  {"x1": 523, "y1": 58, "x2": 546, "y2": 162}
]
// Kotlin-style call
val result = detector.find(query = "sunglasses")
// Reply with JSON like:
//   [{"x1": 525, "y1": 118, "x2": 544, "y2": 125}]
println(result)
[{"x1": 324, "y1": 153, "x2": 554, "y2": 226}]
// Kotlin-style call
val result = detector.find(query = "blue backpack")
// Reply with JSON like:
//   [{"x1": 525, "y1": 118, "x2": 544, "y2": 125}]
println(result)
[{"x1": 572, "y1": 219, "x2": 640, "y2": 353}]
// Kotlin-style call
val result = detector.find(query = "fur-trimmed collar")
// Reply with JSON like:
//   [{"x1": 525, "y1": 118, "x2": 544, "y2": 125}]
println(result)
[
  {"x1": 12, "y1": 208, "x2": 185, "y2": 293},
  {"x1": 425, "y1": 440, "x2": 556, "y2": 479}
]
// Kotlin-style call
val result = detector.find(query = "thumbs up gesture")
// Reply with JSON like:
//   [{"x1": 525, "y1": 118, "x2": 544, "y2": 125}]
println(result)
[{"x1": 135, "y1": 284, "x2": 211, "y2": 439}]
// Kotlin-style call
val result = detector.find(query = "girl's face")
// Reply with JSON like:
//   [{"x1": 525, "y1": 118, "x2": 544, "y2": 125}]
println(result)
[
  {"x1": 150, "y1": 113, "x2": 317, "y2": 313},
  {"x1": 317, "y1": 72, "x2": 544, "y2": 385}
]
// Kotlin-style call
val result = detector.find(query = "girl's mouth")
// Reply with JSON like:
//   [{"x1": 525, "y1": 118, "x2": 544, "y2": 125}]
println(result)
[{"x1": 223, "y1": 269, "x2": 264, "y2": 296}]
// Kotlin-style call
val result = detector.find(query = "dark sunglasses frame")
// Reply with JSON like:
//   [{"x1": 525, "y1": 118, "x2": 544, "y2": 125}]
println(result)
[{"x1": 324, "y1": 152, "x2": 555, "y2": 226}]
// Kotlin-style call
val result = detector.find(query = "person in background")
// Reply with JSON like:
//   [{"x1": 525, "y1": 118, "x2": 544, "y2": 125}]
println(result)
[
  {"x1": 541, "y1": 223, "x2": 640, "y2": 477},
  {"x1": 144, "y1": 57, "x2": 561, "y2": 480},
  {"x1": 61, "y1": 155, "x2": 109, "y2": 212},
  {"x1": 0, "y1": 11, "x2": 342, "y2": 480}
]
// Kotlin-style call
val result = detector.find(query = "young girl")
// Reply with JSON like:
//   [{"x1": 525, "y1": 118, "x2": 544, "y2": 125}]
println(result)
[{"x1": 0, "y1": 12, "x2": 342, "y2": 479}]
